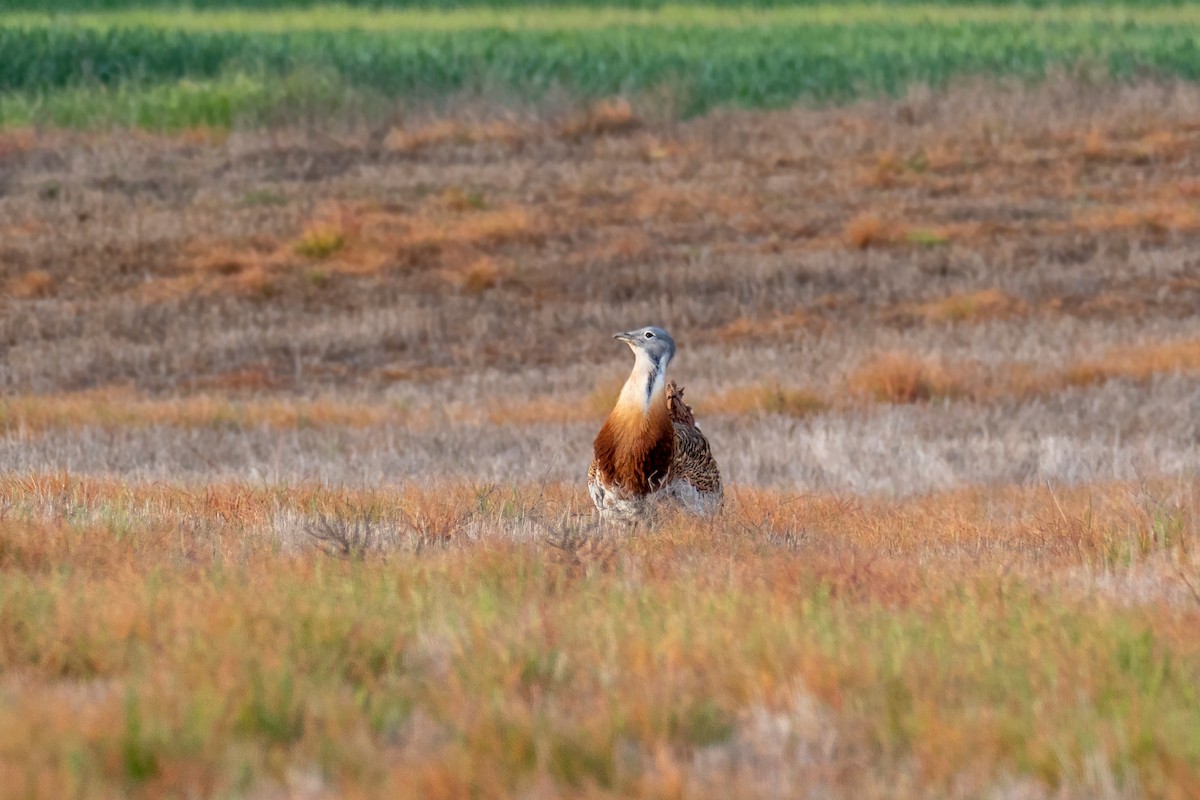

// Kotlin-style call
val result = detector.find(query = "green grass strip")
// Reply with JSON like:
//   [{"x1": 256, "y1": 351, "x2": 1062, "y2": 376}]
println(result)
[
  {"x1": 8, "y1": 5, "x2": 1200, "y2": 32},
  {"x1": 4, "y1": 6, "x2": 1200, "y2": 128},
  {"x1": 7, "y1": 0, "x2": 1199, "y2": 11}
]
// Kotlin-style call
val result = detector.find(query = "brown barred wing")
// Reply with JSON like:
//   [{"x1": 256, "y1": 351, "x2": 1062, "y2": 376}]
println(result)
[
  {"x1": 665, "y1": 382, "x2": 722, "y2": 497},
  {"x1": 670, "y1": 421, "x2": 722, "y2": 496}
]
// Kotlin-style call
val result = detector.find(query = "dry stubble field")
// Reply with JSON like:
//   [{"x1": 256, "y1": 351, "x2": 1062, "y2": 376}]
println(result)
[{"x1": 1, "y1": 78, "x2": 1200, "y2": 798}]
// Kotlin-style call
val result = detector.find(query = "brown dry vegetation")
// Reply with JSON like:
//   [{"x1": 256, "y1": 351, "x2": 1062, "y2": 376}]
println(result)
[
  {"x1": 1, "y1": 475, "x2": 1200, "y2": 799},
  {"x1": 2, "y1": 78, "x2": 1200, "y2": 798},
  {"x1": 4, "y1": 79, "x2": 1200, "y2": 400}
]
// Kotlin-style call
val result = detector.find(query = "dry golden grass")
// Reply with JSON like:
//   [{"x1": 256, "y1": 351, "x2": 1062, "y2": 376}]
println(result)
[
  {"x1": 910, "y1": 289, "x2": 1026, "y2": 324},
  {"x1": 1074, "y1": 201, "x2": 1200, "y2": 236},
  {"x1": 838, "y1": 338, "x2": 1200, "y2": 407},
  {"x1": 566, "y1": 230, "x2": 655, "y2": 267},
  {"x1": 481, "y1": 396, "x2": 586, "y2": 426},
  {"x1": 1065, "y1": 339, "x2": 1200, "y2": 388},
  {"x1": 2, "y1": 336, "x2": 1197, "y2": 436},
  {"x1": 558, "y1": 97, "x2": 640, "y2": 141},
  {"x1": 145, "y1": 196, "x2": 543, "y2": 300},
  {"x1": 7, "y1": 82, "x2": 1200, "y2": 382},
  {"x1": 628, "y1": 183, "x2": 758, "y2": 225},
  {"x1": 840, "y1": 216, "x2": 985, "y2": 251},
  {"x1": 843, "y1": 211, "x2": 889, "y2": 249},
  {"x1": 1176, "y1": 178, "x2": 1200, "y2": 199},
  {"x1": 845, "y1": 351, "x2": 970, "y2": 404},
  {"x1": 1, "y1": 474, "x2": 1199, "y2": 799},
  {"x1": 1081, "y1": 128, "x2": 1111, "y2": 161},
  {"x1": 0, "y1": 389, "x2": 413, "y2": 433},
  {"x1": 699, "y1": 384, "x2": 827, "y2": 418},
  {"x1": 1082, "y1": 127, "x2": 1189, "y2": 164},
  {"x1": 5, "y1": 269, "x2": 56, "y2": 299},
  {"x1": 715, "y1": 311, "x2": 821, "y2": 342},
  {"x1": 382, "y1": 118, "x2": 525, "y2": 153},
  {"x1": 441, "y1": 254, "x2": 505, "y2": 294},
  {"x1": 0, "y1": 128, "x2": 35, "y2": 157},
  {"x1": 1, "y1": 472, "x2": 1193, "y2": 571}
]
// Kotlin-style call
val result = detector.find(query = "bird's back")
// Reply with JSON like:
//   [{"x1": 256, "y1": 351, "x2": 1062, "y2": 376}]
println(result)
[{"x1": 665, "y1": 382, "x2": 722, "y2": 507}]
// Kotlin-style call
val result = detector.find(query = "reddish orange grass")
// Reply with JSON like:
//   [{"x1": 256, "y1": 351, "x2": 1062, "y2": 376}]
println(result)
[{"x1": 1, "y1": 473, "x2": 1199, "y2": 799}]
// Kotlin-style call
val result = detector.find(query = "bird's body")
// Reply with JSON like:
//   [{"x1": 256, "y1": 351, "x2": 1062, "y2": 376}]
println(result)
[{"x1": 588, "y1": 327, "x2": 722, "y2": 522}]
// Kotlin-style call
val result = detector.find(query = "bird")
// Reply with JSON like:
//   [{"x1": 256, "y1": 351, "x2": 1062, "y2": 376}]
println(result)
[{"x1": 588, "y1": 326, "x2": 722, "y2": 521}]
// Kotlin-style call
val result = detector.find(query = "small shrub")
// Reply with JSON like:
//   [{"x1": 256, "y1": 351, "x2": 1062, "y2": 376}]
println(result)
[
  {"x1": 307, "y1": 514, "x2": 394, "y2": 558},
  {"x1": 844, "y1": 212, "x2": 887, "y2": 249},
  {"x1": 295, "y1": 225, "x2": 344, "y2": 260}
]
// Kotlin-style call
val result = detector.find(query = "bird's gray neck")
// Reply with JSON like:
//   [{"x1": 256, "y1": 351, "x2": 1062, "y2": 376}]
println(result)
[{"x1": 617, "y1": 352, "x2": 670, "y2": 415}]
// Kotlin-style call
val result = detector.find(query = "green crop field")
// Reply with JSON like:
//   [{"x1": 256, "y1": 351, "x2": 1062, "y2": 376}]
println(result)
[
  {"x1": 3, "y1": 4, "x2": 1200, "y2": 128},
  {"x1": 10, "y1": 0, "x2": 1200, "y2": 10}
]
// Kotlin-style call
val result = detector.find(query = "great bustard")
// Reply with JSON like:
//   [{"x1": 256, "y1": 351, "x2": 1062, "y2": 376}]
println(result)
[{"x1": 587, "y1": 326, "x2": 722, "y2": 521}]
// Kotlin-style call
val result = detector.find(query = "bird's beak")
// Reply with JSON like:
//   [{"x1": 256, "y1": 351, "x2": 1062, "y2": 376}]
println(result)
[{"x1": 613, "y1": 332, "x2": 635, "y2": 344}]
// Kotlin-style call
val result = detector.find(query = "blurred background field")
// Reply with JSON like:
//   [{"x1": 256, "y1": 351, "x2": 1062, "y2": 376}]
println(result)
[
  {"x1": 6, "y1": 4, "x2": 1200, "y2": 126},
  {"x1": 2, "y1": 2, "x2": 1200, "y2": 799}
]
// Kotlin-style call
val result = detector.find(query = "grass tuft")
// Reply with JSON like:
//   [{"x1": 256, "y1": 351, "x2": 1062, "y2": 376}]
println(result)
[
  {"x1": 914, "y1": 289, "x2": 1025, "y2": 324},
  {"x1": 295, "y1": 224, "x2": 346, "y2": 260},
  {"x1": 844, "y1": 212, "x2": 888, "y2": 249},
  {"x1": 845, "y1": 352, "x2": 967, "y2": 404},
  {"x1": 558, "y1": 97, "x2": 640, "y2": 141},
  {"x1": 6, "y1": 270, "x2": 56, "y2": 299}
]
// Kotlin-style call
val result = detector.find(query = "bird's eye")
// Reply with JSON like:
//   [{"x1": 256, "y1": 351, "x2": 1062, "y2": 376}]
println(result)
[{"x1": 644, "y1": 331, "x2": 655, "y2": 339}]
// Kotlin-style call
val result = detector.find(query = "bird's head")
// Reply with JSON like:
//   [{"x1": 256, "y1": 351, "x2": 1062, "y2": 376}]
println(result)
[{"x1": 614, "y1": 326, "x2": 676, "y2": 370}]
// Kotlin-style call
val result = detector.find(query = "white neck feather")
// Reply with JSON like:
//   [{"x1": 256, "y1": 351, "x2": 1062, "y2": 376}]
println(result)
[{"x1": 616, "y1": 351, "x2": 669, "y2": 415}]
